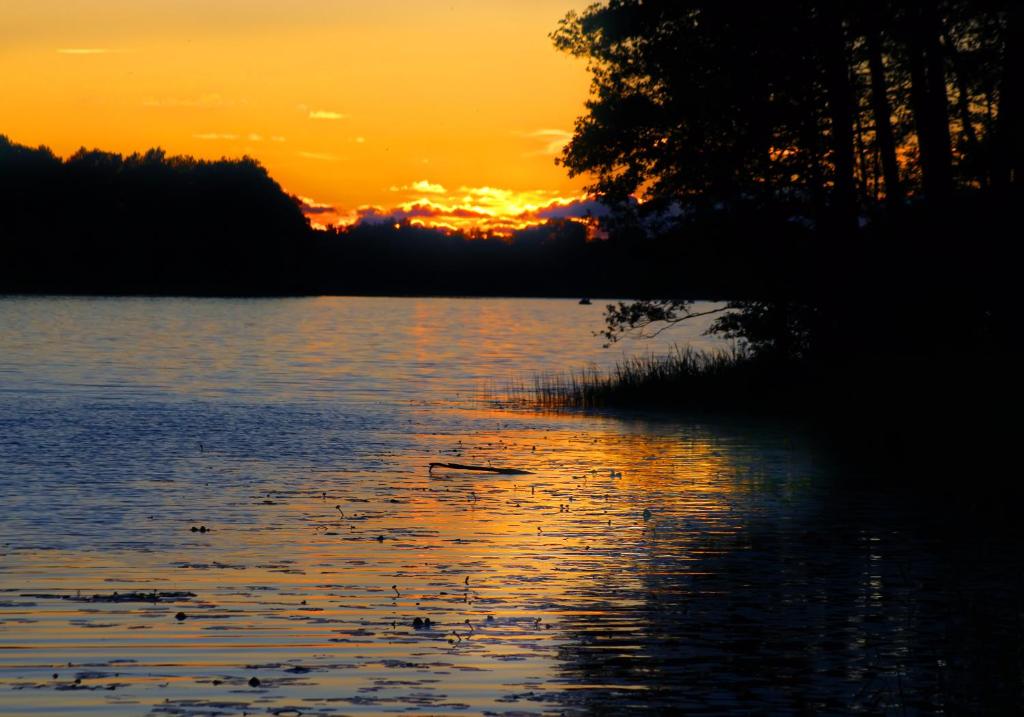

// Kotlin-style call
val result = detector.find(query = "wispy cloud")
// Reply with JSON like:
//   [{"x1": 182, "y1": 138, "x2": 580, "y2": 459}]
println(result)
[
  {"x1": 192, "y1": 132, "x2": 276, "y2": 142},
  {"x1": 535, "y1": 197, "x2": 610, "y2": 220},
  {"x1": 193, "y1": 132, "x2": 239, "y2": 141},
  {"x1": 143, "y1": 94, "x2": 235, "y2": 109},
  {"x1": 308, "y1": 110, "x2": 348, "y2": 120},
  {"x1": 298, "y1": 150, "x2": 343, "y2": 161},
  {"x1": 390, "y1": 180, "x2": 446, "y2": 194},
  {"x1": 297, "y1": 196, "x2": 335, "y2": 215},
  {"x1": 57, "y1": 48, "x2": 125, "y2": 55},
  {"x1": 521, "y1": 128, "x2": 573, "y2": 156},
  {"x1": 412, "y1": 180, "x2": 445, "y2": 194}
]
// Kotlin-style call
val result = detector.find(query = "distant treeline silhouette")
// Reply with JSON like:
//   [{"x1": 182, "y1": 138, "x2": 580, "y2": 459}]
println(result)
[
  {"x1": 304, "y1": 215, "x2": 811, "y2": 298},
  {"x1": 0, "y1": 135, "x2": 812, "y2": 298},
  {"x1": 0, "y1": 138, "x2": 312, "y2": 294}
]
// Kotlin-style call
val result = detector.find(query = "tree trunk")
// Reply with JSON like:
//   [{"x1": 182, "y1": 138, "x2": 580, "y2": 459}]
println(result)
[
  {"x1": 866, "y1": 25, "x2": 904, "y2": 204},
  {"x1": 923, "y1": 5, "x2": 955, "y2": 182},
  {"x1": 943, "y1": 31, "x2": 981, "y2": 151},
  {"x1": 906, "y1": 1, "x2": 954, "y2": 201},
  {"x1": 854, "y1": 97, "x2": 870, "y2": 199},
  {"x1": 995, "y1": 3, "x2": 1022, "y2": 187},
  {"x1": 819, "y1": 3, "x2": 859, "y2": 230}
]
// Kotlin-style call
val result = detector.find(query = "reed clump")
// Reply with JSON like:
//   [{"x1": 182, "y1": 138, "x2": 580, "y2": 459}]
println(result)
[{"x1": 509, "y1": 345, "x2": 778, "y2": 411}]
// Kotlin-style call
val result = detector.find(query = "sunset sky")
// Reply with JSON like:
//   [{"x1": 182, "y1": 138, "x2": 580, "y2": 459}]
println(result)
[{"x1": 1, "y1": 0, "x2": 594, "y2": 232}]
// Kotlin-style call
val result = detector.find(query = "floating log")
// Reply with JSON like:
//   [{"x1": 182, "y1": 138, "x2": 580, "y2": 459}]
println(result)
[
  {"x1": 428, "y1": 462, "x2": 533, "y2": 475},
  {"x1": 21, "y1": 591, "x2": 196, "y2": 603}
]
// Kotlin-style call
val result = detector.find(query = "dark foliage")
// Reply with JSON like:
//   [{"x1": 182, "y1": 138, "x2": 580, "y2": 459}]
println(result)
[
  {"x1": 0, "y1": 137, "x2": 312, "y2": 294},
  {"x1": 307, "y1": 219, "x2": 597, "y2": 297},
  {"x1": 304, "y1": 213, "x2": 814, "y2": 298},
  {"x1": 0, "y1": 136, "x2": 818, "y2": 299},
  {"x1": 553, "y1": 0, "x2": 1021, "y2": 362}
]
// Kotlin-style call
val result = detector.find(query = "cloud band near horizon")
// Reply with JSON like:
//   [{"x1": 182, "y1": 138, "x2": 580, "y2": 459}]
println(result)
[{"x1": 298, "y1": 182, "x2": 609, "y2": 235}]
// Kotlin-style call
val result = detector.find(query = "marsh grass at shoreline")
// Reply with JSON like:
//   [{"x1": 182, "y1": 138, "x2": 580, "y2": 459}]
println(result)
[
  {"x1": 505, "y1": 345, "x2": 772, "y2": 411},
  {"x1": 502, "y1": 342, "x2": 1015, "y2": 489}
]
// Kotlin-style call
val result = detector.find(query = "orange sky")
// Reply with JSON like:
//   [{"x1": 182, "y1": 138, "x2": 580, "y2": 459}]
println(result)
[{"x1": 0, "y1": 0, "x2": 594, "y2": 232}]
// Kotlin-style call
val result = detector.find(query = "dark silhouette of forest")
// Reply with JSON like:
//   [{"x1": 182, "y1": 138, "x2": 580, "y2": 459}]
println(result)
[
  {"x1": 0, "y1": 139, "x2": 314, "y2": 294},
  {"x1": 551, "y1": 0, "x2": 1020, "y2": 359},
  {"x1": 539, "y1": 0, "x2": 1020, "y2": 469},
  {"x1": 304, "y1": 216, "x2": 809, "y2": 297},
  {"x1": 0, "y1": 135, "x2": 810, "y2": 298}
]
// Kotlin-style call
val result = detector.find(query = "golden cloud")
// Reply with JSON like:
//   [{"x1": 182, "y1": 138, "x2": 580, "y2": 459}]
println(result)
[
  {"x1": 522, "y1": 128, "x2": 573, "y2": 156},
  {"x1": 56, "y1": 48, "x2": 125, "y2": 55},
  {"x1": 411, "y1": 180, "x2": 445, "y2": 194},
  {"x1": 308, "y1": 110, "x2": 348, "y2": 120},
  {"x1": 297, "y1": 196, "x2": 334, "y2": 214},
  {"x1": 338, "y1": 183, "x2": 606, "y2": 236},
  {"x1": 298, "y1": 150, "x2": 343, "y2": 161},
  {"x1": 193, "y1": 132, "x2": 239, "y2": 141}
]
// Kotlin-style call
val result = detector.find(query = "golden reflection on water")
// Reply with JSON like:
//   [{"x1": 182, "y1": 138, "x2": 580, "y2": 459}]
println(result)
[
  {"x1": 2, "y1": 296, "x2": 826, "y2": 715},
  {"x1": 0, "y1": 410, "x2": 785, "y2": 716},
  {"x1": 4, "y1": 298, "x2": 1018, "y2": 714}
]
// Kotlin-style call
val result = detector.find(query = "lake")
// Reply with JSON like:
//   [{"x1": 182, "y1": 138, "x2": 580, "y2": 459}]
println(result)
[{"x1": 0, "y1": 296, "x2": 1020, "y2": 715}]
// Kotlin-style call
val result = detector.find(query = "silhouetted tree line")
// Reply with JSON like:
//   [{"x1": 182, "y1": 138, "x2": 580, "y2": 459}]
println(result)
[
  {"x1": 553, "y1": 0, "x2": 1021, "y2": 360},
  {"x1": 1, "y1": 135, "x2": 818, "y2": 298},
  {"x1": 0, "y1": 137, "x2": 312, "y2": 294},
  {"x1": 308, "y1": 220, "x2": 591, "y2": 296},
  {"x1": 305, "y1": 217, "x2": 806, "y2": 297}
]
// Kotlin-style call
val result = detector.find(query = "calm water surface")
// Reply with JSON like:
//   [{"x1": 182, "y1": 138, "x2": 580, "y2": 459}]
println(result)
[{"x1": 0, "y1": 297, "x2": 1019, "y2": 715}]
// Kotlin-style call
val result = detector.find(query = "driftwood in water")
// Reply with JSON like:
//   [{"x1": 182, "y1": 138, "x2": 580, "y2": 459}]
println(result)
[{"x1": 429, "y1": 462, "x2": 533, "y2": 475}]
